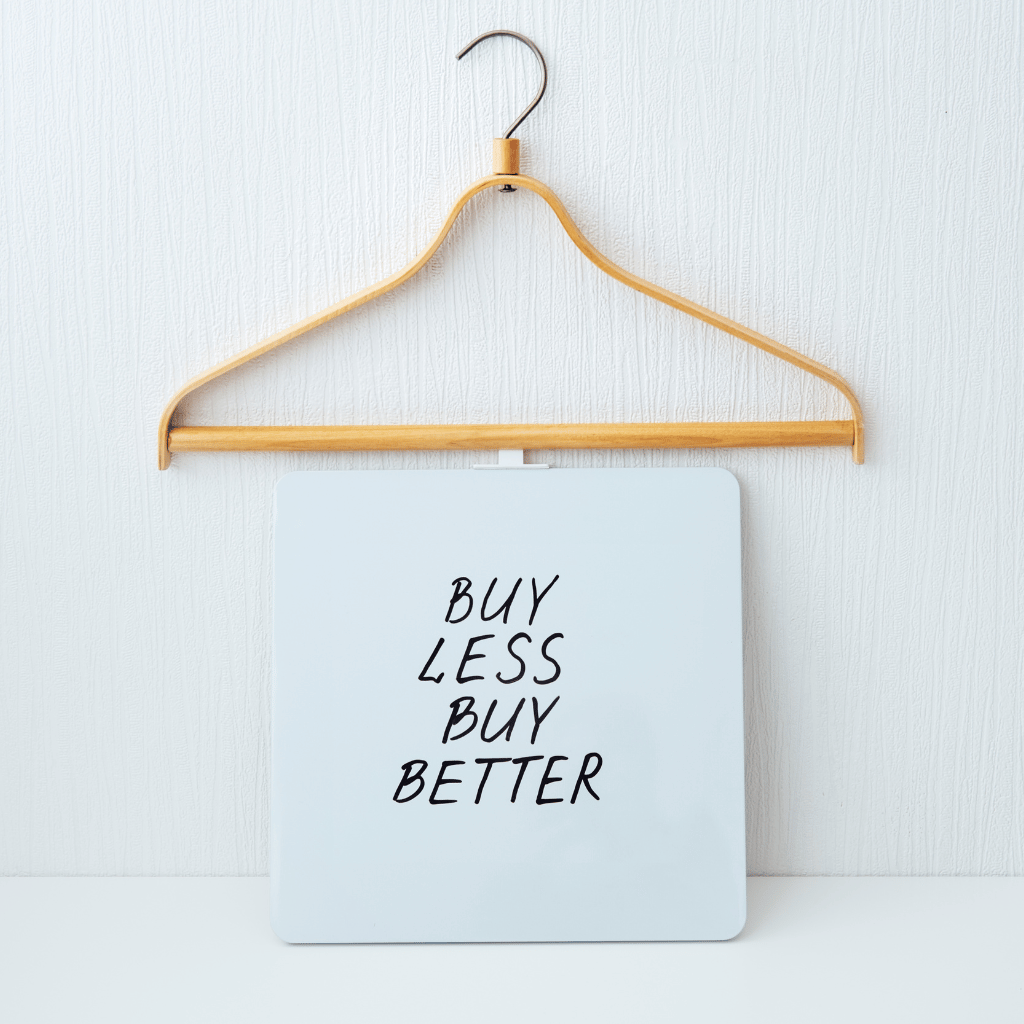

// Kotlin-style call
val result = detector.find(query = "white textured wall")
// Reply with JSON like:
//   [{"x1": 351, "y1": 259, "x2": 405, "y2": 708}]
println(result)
[{"x1": 2, "y1": 0, "x2": 1022, "y2": 876}]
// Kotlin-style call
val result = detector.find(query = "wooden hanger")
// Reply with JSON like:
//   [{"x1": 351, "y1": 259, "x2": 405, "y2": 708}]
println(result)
[{"x1": 158, "y1": 30, "x2": 864, "y2": 469}]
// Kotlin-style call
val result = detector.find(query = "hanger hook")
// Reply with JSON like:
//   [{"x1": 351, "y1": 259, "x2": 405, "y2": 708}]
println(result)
[{"x1": 457, "y1": 30, "x2": 548, "y2": 139}]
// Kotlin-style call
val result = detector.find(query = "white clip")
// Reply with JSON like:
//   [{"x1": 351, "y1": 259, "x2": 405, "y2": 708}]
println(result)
[{"x1": 473, "y1": 449, "x2": 549, "y2": 470}]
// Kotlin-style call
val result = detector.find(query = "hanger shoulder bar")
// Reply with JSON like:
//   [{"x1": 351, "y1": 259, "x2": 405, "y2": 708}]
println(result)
[
  {"x1": 509, "y1": 176, "x2": 864, "y2": 463},
  {"x1": 157, "y1": 176, "x2": 505, "y2": 468}
]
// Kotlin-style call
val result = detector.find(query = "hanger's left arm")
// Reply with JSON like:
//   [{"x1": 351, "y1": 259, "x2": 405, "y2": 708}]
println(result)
[{"x1": 157, "y1": 176, "x2": 507, "y2": 469}]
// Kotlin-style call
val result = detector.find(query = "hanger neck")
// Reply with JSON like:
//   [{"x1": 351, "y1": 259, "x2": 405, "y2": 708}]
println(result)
[{"x1": 493, "y1": 138, "x2": 520, "y2": 175}]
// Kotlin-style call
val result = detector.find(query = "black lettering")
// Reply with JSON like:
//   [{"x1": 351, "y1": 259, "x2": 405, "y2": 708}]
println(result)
[
  {"x1": 533, "y1": 633, "x2": 563, "y2": 684},
  {"x1": 429, "y1": 760, "x2": 465, "y2": 804},
  {"x1": 480, "y1": 577, "x2": 522, "y2": 624},
  {"x1": 417, "y1": 637, "x2": 445, "y2": 683},
  {"x1": 496, "y1": 632, "x2": 531, "y2": 683},
  {"x1": 528, "y1": 575, "x2": 559, "y2": 626},
  {"x1": 456, "y1": 634, "x2": 494, "y2": 683},
  {"x1": 442, "y1": 696, "x2": 478, "y2": 743},
  {"x1": 446, "y1": 577, "x2": 474, "y2": 624},
  {"x1": 530, "y1": 695, "x2": 560, "y2": 743},
  {"x1": 536, "y1": 755, "x2": 569, "y2": 804},
  {"x1": 571, "y1": 752, "x2": 603, "y2": 803},
  {"x1": 480, "y1": 698, "x2": 526, "y2": 742},
  {"x1": 392, "y1": 759, "x2": 428, "y2": 803},
  {"x1": 473, "y1": 757, "x2": 511, "y2": 803},
  {"x1": 510, "y1": 755, "x2": 543, "y2": 802}
]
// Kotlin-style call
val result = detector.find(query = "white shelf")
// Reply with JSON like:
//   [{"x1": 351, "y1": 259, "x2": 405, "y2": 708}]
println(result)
[{"x1": 2, "y1": 878, "x2": 1021, "y2": 1023}]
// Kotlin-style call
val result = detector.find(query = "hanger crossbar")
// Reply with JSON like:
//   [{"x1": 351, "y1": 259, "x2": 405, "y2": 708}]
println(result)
[{"x1": 168, "y1": 421, "x2": 854, "y2": 453}]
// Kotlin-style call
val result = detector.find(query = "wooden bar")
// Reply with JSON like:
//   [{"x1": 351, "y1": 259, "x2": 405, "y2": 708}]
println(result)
[{"x1": 168, "y1": 420, "x2": 854, "y2": 453}]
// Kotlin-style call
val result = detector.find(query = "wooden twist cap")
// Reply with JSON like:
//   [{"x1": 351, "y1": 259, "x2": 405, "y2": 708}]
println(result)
[{"x1": 493, "y1": 138, "x2": 520, "y2": 175}]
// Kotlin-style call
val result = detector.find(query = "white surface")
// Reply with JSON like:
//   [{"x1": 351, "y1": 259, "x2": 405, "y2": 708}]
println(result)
[
  {"x1": 2, "y1": 1, "x2": 1024, "y2": 877},
  {"x1": 272, "y1": 469, "x2": 744, "y2": 941},
  {"x1": 1, "y1": 878, "x2": 1022, "y2": 1023}
]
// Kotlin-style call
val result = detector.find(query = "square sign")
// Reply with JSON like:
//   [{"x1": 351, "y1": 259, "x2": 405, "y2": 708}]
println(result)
[{"x1": 272, "y1": 467, "x2": 745, "y2": 942}]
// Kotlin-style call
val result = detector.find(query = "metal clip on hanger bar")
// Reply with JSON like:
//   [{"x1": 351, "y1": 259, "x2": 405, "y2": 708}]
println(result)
[{"x1": 158, "y1": 31, "x2": 864, "y2": 469}]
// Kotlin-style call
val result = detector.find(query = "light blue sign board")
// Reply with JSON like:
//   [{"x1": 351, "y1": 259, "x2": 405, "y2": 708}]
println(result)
[{"x1": 272, "y1": 468, "x2": 745, "y2": 942}]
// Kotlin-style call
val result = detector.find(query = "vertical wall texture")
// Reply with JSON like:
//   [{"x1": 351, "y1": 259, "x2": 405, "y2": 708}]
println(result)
[{"x1": 1, "y1": 0, "x2": 1022, "y2": 875}]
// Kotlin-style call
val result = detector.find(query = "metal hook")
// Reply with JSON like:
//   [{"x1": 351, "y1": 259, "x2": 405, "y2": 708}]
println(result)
[{"x1": 456, "y1": 30, "x2": 548, "y2": 140}]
